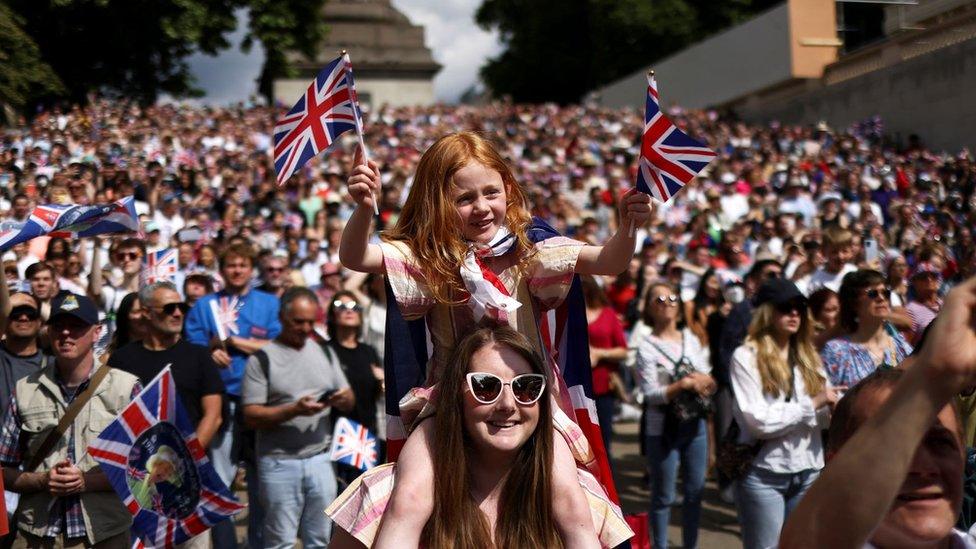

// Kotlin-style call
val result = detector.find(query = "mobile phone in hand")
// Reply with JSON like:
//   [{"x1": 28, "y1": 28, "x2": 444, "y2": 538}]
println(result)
[
  {"x1": 864, "y1": 238, "x2": 879, "y2": 263},
  {"x1": 317, "y1": 389, "x2": 338, "y2": 404}
]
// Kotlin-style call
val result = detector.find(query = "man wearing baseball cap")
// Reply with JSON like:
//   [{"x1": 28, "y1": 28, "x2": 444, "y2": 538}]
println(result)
[
  {"x1": 0, "y1": 293, "x2": 141, "y2": 547},
  {"x1": 905, "y1": 261, "x2": 943, "y2": 342}
]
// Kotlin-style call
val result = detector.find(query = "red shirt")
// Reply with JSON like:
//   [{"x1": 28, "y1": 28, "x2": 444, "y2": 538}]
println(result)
[{"x1": 587, "y1": 307, "x2": 627, "y2": 396}]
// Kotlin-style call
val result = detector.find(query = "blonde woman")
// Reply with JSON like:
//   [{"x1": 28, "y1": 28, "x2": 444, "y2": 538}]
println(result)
[{"x1": 730, "y1": 279, "x2": 843, "y2": 549}]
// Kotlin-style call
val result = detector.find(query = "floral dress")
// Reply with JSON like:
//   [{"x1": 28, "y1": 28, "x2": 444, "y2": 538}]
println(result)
[{"x1": 820, "y1": 323, "x2": 913, "y2": 387}]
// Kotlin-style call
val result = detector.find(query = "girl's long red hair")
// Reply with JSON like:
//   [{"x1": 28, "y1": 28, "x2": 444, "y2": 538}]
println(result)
[{"x1": 382, "y1": 132, "x2": 533, "y2": 304}]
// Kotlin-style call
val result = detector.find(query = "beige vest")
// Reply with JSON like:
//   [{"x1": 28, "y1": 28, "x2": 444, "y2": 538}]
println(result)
[{"x1": 14, "y1": 364, "x2": 139, "y2": 543}]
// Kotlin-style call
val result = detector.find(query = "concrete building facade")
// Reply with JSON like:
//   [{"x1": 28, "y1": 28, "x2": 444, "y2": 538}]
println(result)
[
  {"x1": 593, "y1": 0, "x2": 976, "y2": 152},
  {"x1": 274, "y1": 0, "x2": 441, "y2": 109}
]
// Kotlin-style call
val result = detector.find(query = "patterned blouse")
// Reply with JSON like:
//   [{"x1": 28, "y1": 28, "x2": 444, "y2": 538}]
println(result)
[{"x1": 820, "y1": 324, "x2": 913, "y2": 387}]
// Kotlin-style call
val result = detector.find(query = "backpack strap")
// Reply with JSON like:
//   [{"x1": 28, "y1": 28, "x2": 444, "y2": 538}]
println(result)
[{"x1": 253, "y1": 349, "x2": 270, "y2": 380}]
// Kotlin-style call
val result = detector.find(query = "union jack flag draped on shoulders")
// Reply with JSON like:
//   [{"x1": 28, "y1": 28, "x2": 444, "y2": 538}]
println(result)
[
  {"x1": 636, "y1": 73, "x2": 717, "y2": 202},
  {"x1": 89, "y1": 367, "x2": 244, "y2": 548},
  {"x1": 273, "y1": 53, "x2": 366, "y2": 186},
  {"x1": 0, "y1": 197, "x2": 139, "y2": 253},
  {"x1": 330, "y1": 417, "x2": 379, "y2": 472},
  {"x1": 141, "y1": 249, "x2": 179, "y2": 286}
]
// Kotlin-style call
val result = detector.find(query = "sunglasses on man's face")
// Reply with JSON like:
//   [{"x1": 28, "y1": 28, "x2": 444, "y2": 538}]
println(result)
[
  {"x1": 466, "y1": 372, "x2": 547, "y2": 406},
  {"x1": 115, "y1": 252, "x2": 141, "y2": 261},
  {"x1": 155, "y1": 302, "x2": 189, "y2": 316},
  {"x1": 332, "y1": 300, "x2": 362, "y2": 312},
  {"x1": 9, "y1": 305, "x2": 40, "y2": 321},
  {"x1": 654, "y1": 295, "x2": 679, "y2": 305},
  {"x1": 864, "y1": 287, "x2": 892, "y2": 301}
]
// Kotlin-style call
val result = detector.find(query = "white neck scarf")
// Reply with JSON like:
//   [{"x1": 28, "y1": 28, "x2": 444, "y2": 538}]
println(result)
[{"x1": 461, "y1": 226, "x2": 522, "y2": 322}]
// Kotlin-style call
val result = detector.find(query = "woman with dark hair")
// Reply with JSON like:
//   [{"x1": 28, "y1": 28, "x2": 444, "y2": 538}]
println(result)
[
  {"x1": 636, "y1": 281, "x2": 714, "y2": 549},
  {"x1": 686, "y1": 268, "x2": 724, "y2": 345},
  {"x1": 326, "y1": 290, "x2": 384, "y2": 486},
  {"x1": 820, "y1": 269, "x2": 913, "y2": 387},
  {"x1": 581, "y1": 275, "x2": 628, "y2": 457},
  {"x1": 808, "y1": 288, "x2": 840, "y2": 350},
  {"x1": 102, "y1": 292, "x2": 146, "y2": 363},
  {"x1": 327, "y1": 326, "x2": 631, "y2": 548}
]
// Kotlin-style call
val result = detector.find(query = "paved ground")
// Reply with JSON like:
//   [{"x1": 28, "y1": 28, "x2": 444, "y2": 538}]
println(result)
[
  {"x1": 611, "y1": 419, "x2": 742, "y2": 548},
  {"x1": 231, "y1": 418, "x2": 743, "y2": 548}
]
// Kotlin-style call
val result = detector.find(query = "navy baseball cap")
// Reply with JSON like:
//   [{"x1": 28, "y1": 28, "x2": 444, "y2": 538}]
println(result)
[
  {"x1": 48, "y1": 293, "x2": 99, "y2": 326},
  {"x1": 754, "y1": 278, "x2": 805, "y2": 308}
]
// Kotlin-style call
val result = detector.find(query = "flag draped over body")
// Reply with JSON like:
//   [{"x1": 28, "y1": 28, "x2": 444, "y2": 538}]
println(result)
[
  {"x1": 273, "y1": 52, "x2": 367, "y2": 187},
  {"x1": 382, "y1": 217, "x2": 620, "y2": 502},
  {"x1": 635, "y1": 73, "x2": 717, "y2": 203},
  {"x1": 0, "y1": 197, "x2": 139, "y2": 253},
  {"x1": 89, "y1": 367, "x2": 244, "y2": 548}
]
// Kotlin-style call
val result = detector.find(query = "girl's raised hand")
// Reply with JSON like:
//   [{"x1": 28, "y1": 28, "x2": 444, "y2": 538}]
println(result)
[
  {"x1": 347, "y1": 146, "x2": 381, "y2": 209},
  {"x1": 618, "y1": 188, "x2": 652, "y2": 231}
]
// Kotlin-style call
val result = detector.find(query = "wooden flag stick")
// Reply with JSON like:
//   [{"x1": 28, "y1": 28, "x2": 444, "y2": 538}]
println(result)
[{"x1": 342, "y1": 49, "x2": 379, "y2": 216}]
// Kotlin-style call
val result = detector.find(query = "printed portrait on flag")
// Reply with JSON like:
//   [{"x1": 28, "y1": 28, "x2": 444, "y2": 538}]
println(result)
[
  {"x1": 89, "y1": 367, "x2": 243, "y2": 547},
  {"x1": 125, "y1": 424, "x2": 201, "y2": 519}
]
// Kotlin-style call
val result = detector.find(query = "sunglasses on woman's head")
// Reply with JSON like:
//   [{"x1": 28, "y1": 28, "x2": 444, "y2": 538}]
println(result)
[
  {"x1": 864, "y1": 287, "x2": 892, "y2": 301},
  {"x1": 466, "y1": 372, "x2": 547, "y2": 405},
  {"x1": 332, "y1": 300, "x2": 362, "y2": 312},
  {"x1": 654, "y1": 295, "x2": 679, "y2": 305}
]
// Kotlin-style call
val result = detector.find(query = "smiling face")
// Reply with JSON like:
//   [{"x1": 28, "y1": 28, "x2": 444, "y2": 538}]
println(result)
[
  {"x1": 452, "y1": 161, "x2": 508, "y2": 244},
  {"x1": 861, "y1": 387, "x2": 964, "y2": 547},
  {"x1": 462, "y1": 342, "x2": 540, "y2": 457}
]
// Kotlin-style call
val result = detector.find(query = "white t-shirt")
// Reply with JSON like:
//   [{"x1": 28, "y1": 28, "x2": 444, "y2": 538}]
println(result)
[{"x1": 797, "y1": 264, "x2": 857, "y2": 296}]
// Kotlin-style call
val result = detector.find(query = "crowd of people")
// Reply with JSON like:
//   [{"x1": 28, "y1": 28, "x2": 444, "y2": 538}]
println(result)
[{"x1": 0, "y1": 97, "x2": 974, "y2": 548}]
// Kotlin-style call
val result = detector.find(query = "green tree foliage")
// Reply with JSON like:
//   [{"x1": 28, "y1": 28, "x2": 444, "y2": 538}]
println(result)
[
  {"x1": 0, "y1": 0, "x2": 326, "y2": 110},
  {"x1": 0, "y1": 3, "x2": 65, "y2": 111},
  {"x1": 476, "y1": 0, "x2": 781, "y2": 104},
  {"x1": 243, "y1": 0, "x2": 328, "y2": 102}
]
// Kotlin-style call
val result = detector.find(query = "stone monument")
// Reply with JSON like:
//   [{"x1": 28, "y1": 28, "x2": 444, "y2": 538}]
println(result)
[{"x1": 274, "y1": 0, "x2": 442, "y2": 108}]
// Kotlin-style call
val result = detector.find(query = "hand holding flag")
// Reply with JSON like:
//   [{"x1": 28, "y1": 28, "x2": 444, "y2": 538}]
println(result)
[
  {"x1": 632, "y1": 70, "x2": 717, "y2": 234},
  {"x1": 273, "y1": 51, "x2": 377, "y2": 214}
]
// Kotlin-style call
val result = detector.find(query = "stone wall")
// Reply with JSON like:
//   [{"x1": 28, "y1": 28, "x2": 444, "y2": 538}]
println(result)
[{"x1": 736, "y1": 36, "x2": 976, "y2": 153}]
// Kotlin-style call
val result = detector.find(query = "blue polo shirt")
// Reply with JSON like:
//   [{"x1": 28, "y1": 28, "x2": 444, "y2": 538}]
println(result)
[{"x1": 185, "y1": 288, "x2": 282, "y2": 396}]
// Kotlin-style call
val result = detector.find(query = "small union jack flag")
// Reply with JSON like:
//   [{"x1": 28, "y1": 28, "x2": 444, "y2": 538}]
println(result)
[
  {"x1": 89, "y1": 367, "x2": 244, "y2": 548},
  {"x1": 330, "y1": 417, "x2": 378, "y2": 471},
  {"x1": 273, "y1": 53, "x2": 365, "y2": 186},
  {"x1": 141, "y1": 249, "x2": 179, "y2": 286},
  {"x1": 208, "y1": 296, "x2": 239, "y2": 341},
  {"x1": 636, "y1": 73, "x2": 717, "y2": 203}
]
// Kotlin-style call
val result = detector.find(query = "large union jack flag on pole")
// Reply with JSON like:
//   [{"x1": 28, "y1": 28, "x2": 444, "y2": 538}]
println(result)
[
  {"x1": 89, "y1": 367, "x2": 244, "y2": 548},
  {"x1": 273, "y1": 52, "x2": 366, "y2": 187},
  {"x1": 636, "y1": 72, "x2": 717, "y2": 203},
  {"x1": 141, "y1": 249, "x2": 179, "y2": 286}
]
